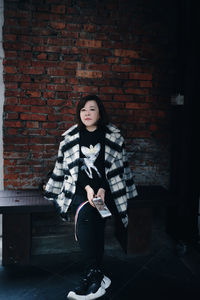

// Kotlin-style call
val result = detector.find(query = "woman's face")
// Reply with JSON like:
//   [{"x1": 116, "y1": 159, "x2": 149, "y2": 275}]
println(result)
[{"x1": 80, "y1": 100, "x2": 100, "y2": 131}]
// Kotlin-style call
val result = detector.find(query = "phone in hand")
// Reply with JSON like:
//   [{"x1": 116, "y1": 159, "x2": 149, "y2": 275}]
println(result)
[{"x1": 92, "y1": 197, "x2": 112, "y2": 218}]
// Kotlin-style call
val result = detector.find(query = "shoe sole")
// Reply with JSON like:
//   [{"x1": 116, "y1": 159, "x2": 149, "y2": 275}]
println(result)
[
  {"x1": 87, "y1": 286, "x2": 106, "y2": 299},
  {"x1": 67, "y1": 291, "x2": 86, "y2": 300},
  {"x1": 101, "y1": 275, "x2": 111, "y2": 290}
]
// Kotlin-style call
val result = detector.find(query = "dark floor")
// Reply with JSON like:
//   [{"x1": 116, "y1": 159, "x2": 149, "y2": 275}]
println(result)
[{"x1": 0, "y1": 221, "x2": 200, "y2": 300}]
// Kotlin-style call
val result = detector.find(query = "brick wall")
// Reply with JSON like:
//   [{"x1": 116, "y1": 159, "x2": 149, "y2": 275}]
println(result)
[{"x1": 3, "y1": 0, "x2": 178, "y2": 189}]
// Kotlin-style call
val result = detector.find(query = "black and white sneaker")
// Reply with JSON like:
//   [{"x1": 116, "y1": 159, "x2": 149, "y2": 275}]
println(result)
[
  {"x1": 67, "y1": 269, "x2": 110, "y2": 300},
  {"x1": 67, "y1": 273, "x2": 89, "y2": 300},
  {"x1": 86, "y1": 269, "x2": 105, "y2": 299}
]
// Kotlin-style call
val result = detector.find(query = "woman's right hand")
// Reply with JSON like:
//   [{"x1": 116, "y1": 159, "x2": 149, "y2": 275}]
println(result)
[{"x1": 85, "y1": 185, "x2": 95, "y2": 207}]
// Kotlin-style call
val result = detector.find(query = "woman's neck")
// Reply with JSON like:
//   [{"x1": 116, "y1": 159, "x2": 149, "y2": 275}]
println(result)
[{"x1": 85, "y1": 126, "x2": 98, "y2": 132}]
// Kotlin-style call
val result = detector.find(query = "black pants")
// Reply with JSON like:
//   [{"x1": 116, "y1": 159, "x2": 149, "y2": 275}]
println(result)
[{"x1": 71, "y1": 195, "x2": 106, "y2": 272}]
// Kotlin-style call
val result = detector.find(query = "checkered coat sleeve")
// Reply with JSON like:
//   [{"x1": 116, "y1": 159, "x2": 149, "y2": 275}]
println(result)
[
  {"x1": 122, "y1": 143, "x2": 138, "y2": 202},
  {"x1": 45, "y1": 140, "x2": 65, "y2": 200}
]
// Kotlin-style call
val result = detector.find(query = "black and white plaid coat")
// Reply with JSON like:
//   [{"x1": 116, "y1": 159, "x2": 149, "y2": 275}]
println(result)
[{"x1": 45, "y1": 123, "x2": 137, "y2": 227}]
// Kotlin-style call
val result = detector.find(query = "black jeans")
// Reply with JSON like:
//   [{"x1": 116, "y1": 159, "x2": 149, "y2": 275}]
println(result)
[{"x1": 71, "y1": 195, "x2": 106, "y2": 272}]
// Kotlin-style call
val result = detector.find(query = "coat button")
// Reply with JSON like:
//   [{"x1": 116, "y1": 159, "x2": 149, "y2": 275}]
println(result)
[{"x1": 64, "y1": 175, "x2": 68, "y2": 180}]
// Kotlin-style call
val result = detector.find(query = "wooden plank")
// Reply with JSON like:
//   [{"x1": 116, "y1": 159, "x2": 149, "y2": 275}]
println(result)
[
  {"x1": 0, "y1": 190, "x2": 41, "y2": 198},
  {"x1": 0, "y1": 195, "x2": 54, "y2": 213}
]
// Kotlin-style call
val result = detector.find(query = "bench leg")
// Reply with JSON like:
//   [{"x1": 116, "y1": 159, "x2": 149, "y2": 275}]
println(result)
[
  {"x1": 115, "y1": 207, "x2": 152, "y2": 255},
  {"x1": 2, "y1": 213, "x2": 31, "y2": 266},
  {"x1": 127, "y1": 207, "x2": 152, "y2": 254}
]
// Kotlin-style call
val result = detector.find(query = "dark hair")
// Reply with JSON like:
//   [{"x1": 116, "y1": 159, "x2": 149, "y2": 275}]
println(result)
[{"x1": 76, "y1": 95, "x2": 109, "y2": 130}]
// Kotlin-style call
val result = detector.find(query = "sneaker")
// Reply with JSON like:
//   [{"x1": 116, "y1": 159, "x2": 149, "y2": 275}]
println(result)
[
  {"x1": 67, "y1": 273, "x2": 89, "y2": 300},
  {"x1": 67, "y1": 269, "x2": 108, "y2": 300},
  {"x1": 86, "y1": 269, "x2": 106, "y2": 300}
]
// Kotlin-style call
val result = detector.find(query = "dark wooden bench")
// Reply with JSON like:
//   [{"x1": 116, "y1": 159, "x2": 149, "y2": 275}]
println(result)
[
  {"x1": 0, "y1": 190, "x2": 54, "y2": 266},
  {"x1": 0, "y1": 186, "x2": 175, "y2": 265},
  {"x1": 115, "y1": 185, "x2": 176, "y2": 255}
]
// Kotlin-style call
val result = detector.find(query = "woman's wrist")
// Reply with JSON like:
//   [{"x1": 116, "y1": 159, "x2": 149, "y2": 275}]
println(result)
[{"x1": 85, "y1": 185, "x2": 91, "y2": 192}]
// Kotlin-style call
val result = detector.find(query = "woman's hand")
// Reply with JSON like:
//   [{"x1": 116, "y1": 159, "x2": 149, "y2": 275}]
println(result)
[
  {"x1": 85, "y1": 185, "x2": 95, "y2": 207},
  {"x1": 96, "y1": 188, "x2": 105, "y2": 203}
]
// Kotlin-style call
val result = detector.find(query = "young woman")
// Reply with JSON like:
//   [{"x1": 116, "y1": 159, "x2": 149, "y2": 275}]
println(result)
[{"x1": 45, "y1": 95, "x2": 138, "y2": 300}]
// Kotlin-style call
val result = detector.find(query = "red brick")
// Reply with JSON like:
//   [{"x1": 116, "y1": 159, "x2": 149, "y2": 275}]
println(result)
[
  {"x1": 100, "y1": 87, "x2": 123, "y2": 94},
  {"x1": 125, "y1": 103, "x2": 151, "y2": 109},
  {"x1": 149, "y1": 124, "x2": 158, "y2": 131},
  {"x1": 5, "y1": 82, "x2": 18, "y2": 89},
  {"x1": 62, "y1": 115, "x2": 76, "y2": 122},
  {"x1": 26, "y1": 121, "x2": 39, "y2": 128},
  {"x1": 4, "y1": 97, "x2": 18, "y2": 105},
  {"x1": 87, "y1": 64, "x2": 110, "y2": 72},
  {"x1": 88, "y1": 48, "x2": 112, "y2": 56},
  {"x1": 21, "y1": 67, "x2": 44, "y2": 75},
  {"x1": 121, "y1": 58, "x2": 132, "y2": 64},
  {"x1": 47, "y1": 99, "x2": 65, "y2": 106},
  {"x1": 4, "y1": 121, "x2": 23, "y2": 128},
  {"x1": 112, "y1": 65, "x2": 135, "y2": 72},
  {"x1": 33, "y1": 45, "x2": 60, "y2": 53},
  {"x1": 125, "y1": 88, "x2": 149, "y2": 95},
  {"x1": 67, "y1": 23, "x2": 81, "y2": 31},
  {"x1": 83, "y1": 24, "x2": 96, "y2": 32},
  {"x1": 61, "y1": 62, "x2": 78, "y2": 69},
  {"x1": 4, "y1": 152, "x2": 28, "y2": 160},
  {"x1": 4, "y1": 42, "x2": 31, "y2": 51},
  {"x1": 76, "y1": 70, "x2": 102, "y2": 78},
  {"x1": 51, "y1": 5, "x2": 65, "y2": 14},
  {"x1": 114, "y1": 95, "x2": 134, "y2": 101},
  {"x1": 140, "y1": 81, "x2": 153, "y2": 88},
  {"x1": 47, "y1": 68, "x2": 66, "y2": 76},
  {"x1": 26, "y1": 91, "x2": 41, "y2": 98},
  {"x1": 47, "y1": 114, "x2": 62, "y2": 121},
  {"x1": 4, "y1": 74, "x2": 31, "y2": 82},
  {"x1": 73, "y1": 85, "x2": 98, "y2": 93},
  {"x1": 31, "y1": 106, "x2": 53, "y2": 114},
  {"x1": 47, "y1": 84, "x2": 72, "y2": 91},
  {"x1": 20, "y1": 113, "x2": 47, "y2": 121},
  {"x1": 4, "y1": 34, "x2": 17, "y2": 41},
  {"x1": 37, "y1": 53, "x2": 47, "y2": 60},
  {"x1": 4, "y1": 66, "x2": 17, "y2": 73},
  {"x1": 19, "y1": 98, "x2": 44, "y2": 106},
  {"x1": 42, "y1": 122, "x2": 57, "y2": 129},
  {"x1": 50, "y1": 21, "x2": 65, "y2": 29},
  {"x1": 107, "y1": 57, "x2": 119, "y2": 64},
  {"x1": 5, "y1": 112, "x2": 18, "y2": 119},
  {"x1": 4, "y1": 105, "x2": 30, "y2": 113},
  {"x1": 21, "y1": 83, "x2": 46, "y2": 90},
  {"x1": 114, "y1": 49, "x2": 139, "y2": 58},
  {"x1": 43, "y1": 92, "x2": 55, "y2": 98},
  {"x1": 77, "y1": 39, "x2": 102, "y2": 48},
  {"x1": 129, "y1": 73, "x2": 153, "y2": 80}
]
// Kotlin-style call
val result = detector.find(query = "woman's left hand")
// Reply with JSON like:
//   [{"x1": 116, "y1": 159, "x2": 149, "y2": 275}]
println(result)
[{"x1": 96, "y1": 188, "x2": 105, "y2": 203}]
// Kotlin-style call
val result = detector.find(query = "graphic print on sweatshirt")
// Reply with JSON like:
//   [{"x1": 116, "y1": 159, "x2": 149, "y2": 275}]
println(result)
[{"x1": 80, "y1": 143, "x2": 101, "y2": 179}]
